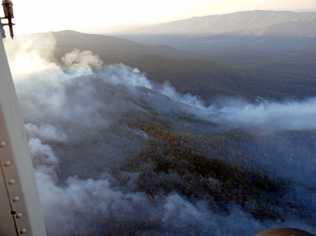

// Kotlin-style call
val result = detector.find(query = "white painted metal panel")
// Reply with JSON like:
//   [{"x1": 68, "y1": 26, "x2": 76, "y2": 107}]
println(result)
[
  {"x1": 0, "y1": 37, "x2": 47, "y2": 236},
  {"x1": 0, "y1": 161, "x2": 17, "y2": 236}
]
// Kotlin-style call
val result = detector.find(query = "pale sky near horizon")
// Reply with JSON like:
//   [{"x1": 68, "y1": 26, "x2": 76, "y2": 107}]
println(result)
[{"x1": 11, "y1": 0, "x2": 316, "y2": 34}]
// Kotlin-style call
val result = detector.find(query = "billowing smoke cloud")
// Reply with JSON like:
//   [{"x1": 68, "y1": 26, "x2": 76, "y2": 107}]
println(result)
[
  {"x1": 5, "y1": 35, "x2": 316, "y2": 235},
  {"x1": 25, "y1": 123, "x2": 67, "y2": 142},
  {"x1": 152, "y1": 83, "x2": 316, "y2": 132},
  {"x1": 194, "y1": 98, "x2": 316, "y2": 132}
]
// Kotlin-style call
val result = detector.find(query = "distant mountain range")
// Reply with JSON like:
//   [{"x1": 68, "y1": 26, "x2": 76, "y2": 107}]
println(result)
[
  {"x1": 117, "y1": 11, "x2": 316, "y2": 101},
  {"x1": 32, "y1": 24, "x2": 316, "y2": 101},
  {"x1": 52, "y1": 30, "x2": 245, "y2": 99},
  {"x1": 129, "y1": 10, "x2": 316, "y2": 37}
]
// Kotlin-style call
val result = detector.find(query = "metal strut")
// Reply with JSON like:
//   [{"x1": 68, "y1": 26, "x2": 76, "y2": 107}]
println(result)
[
  {"x1": 1, "y1": 0, "x2": 15, "y2": 38},
  {"x1": 0, "y1": 38, "x2": 47, "y2": 236},
  {"x1": 0, "y1": 1, "x2": 47, "y2": 235}
]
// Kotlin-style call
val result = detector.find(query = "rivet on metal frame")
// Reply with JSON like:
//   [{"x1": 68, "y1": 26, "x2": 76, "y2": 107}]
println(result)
[
  {"x1": 0, "y1": 140, "x2": 7, "y2": 148},
  {"x1": 12, "y1": 196, "x2": 20, "y2": 202},
  {"x1": 8, "y1": 178, "x2": 15, "y2": 185},
  {"x1": 4, "y1": 160, "x2": 12, "y2": 167},
  {"x1": 19, "y1": 228, "x2": 27, "y2": 234},
  {"x1": 16, "y1": 212, "x2": 23, "y2": 219}
]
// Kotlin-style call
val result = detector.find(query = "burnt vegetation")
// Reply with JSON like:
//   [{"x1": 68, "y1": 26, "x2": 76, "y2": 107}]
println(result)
[{"x1": 125, "y1": 123, "x2": 301, "y2": 221}]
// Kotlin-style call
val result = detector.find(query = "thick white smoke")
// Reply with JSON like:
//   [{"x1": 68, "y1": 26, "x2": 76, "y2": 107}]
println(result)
[
  {"x1": 5, "y1": 34, "x2": 316, "y2": 235},
  {"x1": 196, "y1": 98, "x2": 316, "y2": 132},
  {"x1": 153, "y1": 83, "x2": 316, "y2": 132}
]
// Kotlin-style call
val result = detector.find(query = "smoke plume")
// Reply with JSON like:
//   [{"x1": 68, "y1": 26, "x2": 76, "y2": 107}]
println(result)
[{"x1": 4, "y1": 34, "x2": 316, "y2": 235}]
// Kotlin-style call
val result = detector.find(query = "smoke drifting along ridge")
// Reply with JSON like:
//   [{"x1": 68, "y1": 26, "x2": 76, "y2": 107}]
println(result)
[{"x1": 5, "y1": 35, "x2": 316, "y2": 235}]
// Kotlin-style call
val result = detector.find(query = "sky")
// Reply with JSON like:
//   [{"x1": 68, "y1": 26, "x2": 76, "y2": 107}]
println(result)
[{"x1": 11, "y1": 0, "x2": 316, "y2": 34}]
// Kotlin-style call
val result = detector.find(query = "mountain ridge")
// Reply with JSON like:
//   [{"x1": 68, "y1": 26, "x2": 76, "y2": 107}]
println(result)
[
  {"x1": 20, "y1": 30, "x2": 316, "y2": 101},
  {"x1": 125, "y1": 10, "x2": 316, "y2": 37}
]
